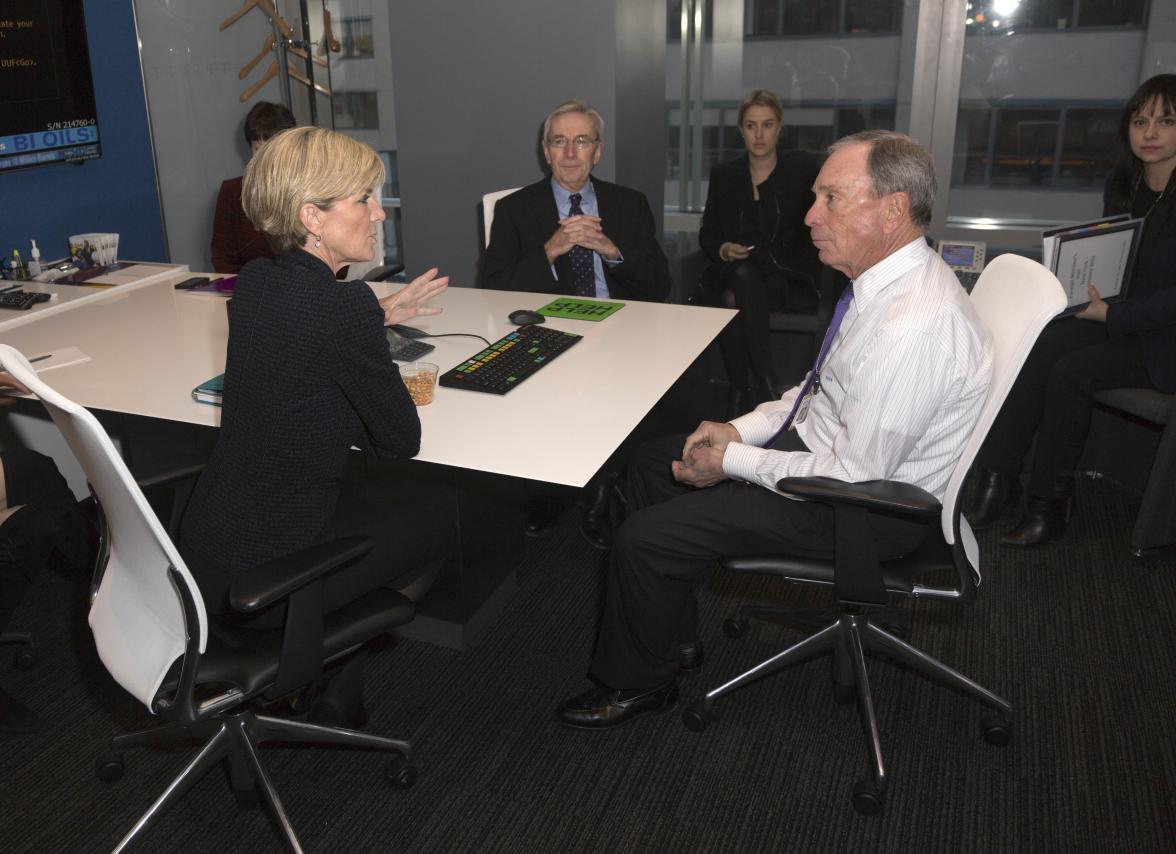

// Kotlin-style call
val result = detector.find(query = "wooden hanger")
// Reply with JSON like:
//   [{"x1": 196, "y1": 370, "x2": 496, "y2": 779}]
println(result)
[
  {"x1": 240, "y1": 34, "x2": 275, "y2": 80},
  {"x1": 220, "y1": 0, "x2": 294, "y2": 39},
  {"x1": 323, "y1": 7, "x2": 342, "y2": 52},
  {"x1": 240, "y1": 60, "x2": 278, "y2": 103},
  {"x1": 286, "y1": 63, "x2": 331, "y2": 98},
  {"x1": 288, "y1": 44, "x2": 328, "y2": 69}
]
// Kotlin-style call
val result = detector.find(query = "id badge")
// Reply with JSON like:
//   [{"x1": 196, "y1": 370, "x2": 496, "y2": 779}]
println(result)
[{"x1": 792, "y1": 391, "x2": 814, "y2": 427}]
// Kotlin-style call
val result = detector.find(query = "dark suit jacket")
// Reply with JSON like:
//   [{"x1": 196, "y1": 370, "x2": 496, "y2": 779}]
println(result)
[
  {"x1": 698, "y1": 151, "x2": 820, "y2": 283},
  {"x1": 479, "y1": 176, "x2": 671, "y2": 302},
  {"x1": 1104, "y1": 175, "x2": 1176, "y2": 393}
]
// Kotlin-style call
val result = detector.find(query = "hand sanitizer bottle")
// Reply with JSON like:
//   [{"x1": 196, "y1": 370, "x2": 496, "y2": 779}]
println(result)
[{"x1": 27, "y1": 241, "x2": 42, "y2": 277}]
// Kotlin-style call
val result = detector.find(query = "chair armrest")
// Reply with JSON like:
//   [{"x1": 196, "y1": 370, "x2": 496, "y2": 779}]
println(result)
[
  {"x1": 776, "y1": 476, "x2": 941, "y2": 518},
  {"x1": 228, "y1": 535, "x2": 374, "y2": 613}
]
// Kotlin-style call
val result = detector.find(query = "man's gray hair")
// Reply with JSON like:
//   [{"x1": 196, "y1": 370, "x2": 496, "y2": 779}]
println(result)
[
  {"x1": 829, "y1": 130, "x2": 937, "y2": 230},
  {"x1": 543, "y1": 100, "x2": 605, "y2": 142}
]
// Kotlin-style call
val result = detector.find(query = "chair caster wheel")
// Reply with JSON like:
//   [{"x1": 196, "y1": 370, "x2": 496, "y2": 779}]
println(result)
[
  {"x1": 722, "y1": 618, "x2": 748, "y2": 639},
  {"x1": 982, "y1": 714, "x2": 1012, "y2": 747},
  {"x1": 681, "y1": 703, "x2": 710, "y2": 732},
  {"x1": 385, "y1": 754, "x2": 417, "y2": 789},
  {"x1": 96, "y1": 754, "x2": 125, "y2": 783},
  {"x1": 852, "y1": 779, "x2": 884, "y2": 815},
  {"x1": 12, "y1": 645, "x2": 37, "y2": 670}
]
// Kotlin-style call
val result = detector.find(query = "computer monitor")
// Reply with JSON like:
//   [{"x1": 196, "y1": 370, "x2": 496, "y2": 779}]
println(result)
[
  {"x1": 937, "y1": 240, "x2": 986, "y2": 273},
  {"x1": 0, "y1": 0, "x2": 101, "y2": 173}
]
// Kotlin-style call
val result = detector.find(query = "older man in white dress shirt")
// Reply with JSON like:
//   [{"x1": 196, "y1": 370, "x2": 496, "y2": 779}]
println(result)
[{"x1": 558, "y1": 130, "x2": 994, "y2": 730}]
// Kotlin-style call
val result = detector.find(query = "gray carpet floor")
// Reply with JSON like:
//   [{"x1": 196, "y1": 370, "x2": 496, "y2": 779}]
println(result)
[{"x1": 1, "y1": 476, "x2": 1174, "y2": 853}]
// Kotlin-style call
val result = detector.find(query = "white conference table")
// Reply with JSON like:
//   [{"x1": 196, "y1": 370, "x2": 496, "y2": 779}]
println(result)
[{"x1": 3, "y1": 271, "x2": 735, "y2": 488}]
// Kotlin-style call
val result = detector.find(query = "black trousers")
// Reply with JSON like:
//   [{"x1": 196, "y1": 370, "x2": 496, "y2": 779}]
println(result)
[
  {"x1": 710, "y1": 260, "x2": 815, "y2": 389},
  {"x1": 976, "y1": 318, "x2": 1153, "y2": 498},
  {"x1": 589, "y1": 434, "x2": 928, "y2": 690}
]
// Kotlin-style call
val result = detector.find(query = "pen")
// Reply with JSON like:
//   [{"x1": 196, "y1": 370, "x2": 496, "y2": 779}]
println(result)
[{"x1": 29, "y1": 354, "x2": 51, "y2": 363}]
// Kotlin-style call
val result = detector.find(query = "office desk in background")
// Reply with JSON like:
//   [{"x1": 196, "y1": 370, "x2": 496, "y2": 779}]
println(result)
[
  {"x1": 1, "y1": 273, "x2": 735, "y2": 646},
  {"x1": 0, "y1": 262, "x2": 188, "y2": 334}
]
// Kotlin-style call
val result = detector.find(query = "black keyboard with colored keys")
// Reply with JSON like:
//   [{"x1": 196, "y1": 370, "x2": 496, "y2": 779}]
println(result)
[{"x1": 439, "y1": 324, "x2": 582, "y2": 394}]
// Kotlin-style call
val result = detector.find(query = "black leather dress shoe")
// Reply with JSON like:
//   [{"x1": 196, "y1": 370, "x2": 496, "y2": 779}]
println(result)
[
  {"x1": 966, "y1": 470, "x2": 1021, "y2": 531},
  {"x1": 678, "y1": 641, "x2": 704, "y2": 674},
  {"x1": 557, "y1": 681, "x2": 678, "y2": 730},
  {"x1": 1000, "y1": 495, "x2": 1073, "y2": 547},
  {"x1": 580, "y1": 472, "x2": 619, "y2": 551}
]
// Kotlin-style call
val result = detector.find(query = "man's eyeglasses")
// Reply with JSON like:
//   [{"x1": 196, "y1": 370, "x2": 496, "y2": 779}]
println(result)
[{"x1": 545, "y1": 135, "x2": 599, "y2": 151}]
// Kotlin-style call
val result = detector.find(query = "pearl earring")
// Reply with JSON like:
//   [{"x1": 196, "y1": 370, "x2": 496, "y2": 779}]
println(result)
[{"x1": 314, "y1": 233, "x2": 322, "y2": 249}]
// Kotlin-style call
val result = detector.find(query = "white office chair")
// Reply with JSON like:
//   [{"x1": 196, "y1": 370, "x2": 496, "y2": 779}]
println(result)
[
  {"x1": 482, "y1": 187, "x2": 521, "y2": 248},
  {"x1": 0, "y1": 344, "x2": 418, "y2": 852},
  {"x1": 683, "y1": 254, "x2": 1066, "y2": 813}
]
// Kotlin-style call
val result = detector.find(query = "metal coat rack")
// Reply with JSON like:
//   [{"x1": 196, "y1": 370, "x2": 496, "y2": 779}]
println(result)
[{"x1": 220, "y1": 0, "x2": 340, "y2": 125}]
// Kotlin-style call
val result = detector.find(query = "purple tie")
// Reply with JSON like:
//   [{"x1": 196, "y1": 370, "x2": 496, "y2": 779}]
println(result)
[
  {"x1": 763, "y1": 283, "x2": 855, "y2": 448},
  {"x1": 567, "y1": 193, "x2": 595, "y2": 297}
]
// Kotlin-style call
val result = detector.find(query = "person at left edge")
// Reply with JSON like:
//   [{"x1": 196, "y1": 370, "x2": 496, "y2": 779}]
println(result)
[
  {"x1": 181, "y1": 127, "x2": 450, "y2": 727},
  {"x1": 480, "y1": 99, "x2": 671, "y2": 301}
]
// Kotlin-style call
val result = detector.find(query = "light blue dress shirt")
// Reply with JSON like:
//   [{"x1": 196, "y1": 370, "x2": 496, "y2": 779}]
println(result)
[{"x1": 550, "y1": 177, "x2": 622, "y2": 299}]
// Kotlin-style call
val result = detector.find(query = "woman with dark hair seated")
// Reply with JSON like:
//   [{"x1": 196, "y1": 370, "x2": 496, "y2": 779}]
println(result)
[
  {"x1": 181, "y1": 127, "x2": 451, "y2": 725},
  {"x1": 210, "y1": 101, "x2": 297, "y2": 273},
  {"x1": 968, "y1": 73, "x2": 1176, "y2": 546},
  {"x1": 698, "y1": 88, "x2": 821, "y2": 414}
]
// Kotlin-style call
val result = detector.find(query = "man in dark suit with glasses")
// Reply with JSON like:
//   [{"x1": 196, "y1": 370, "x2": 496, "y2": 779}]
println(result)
[{"x1": 480, "y1": 99, "x2": 671, "y2": 302}]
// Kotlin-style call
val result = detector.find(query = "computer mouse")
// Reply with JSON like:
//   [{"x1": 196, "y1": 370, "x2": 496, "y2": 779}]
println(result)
[{"x1": 508, "y1": 309, "x2": 545, "y2": 326}]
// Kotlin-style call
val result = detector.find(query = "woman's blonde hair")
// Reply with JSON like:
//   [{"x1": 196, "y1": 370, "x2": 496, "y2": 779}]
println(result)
[
  {"x1": 738, "y1": 88, "x2": 783, "y2": 126},
  {"x1": 242, "y1": 126, "x2": 385, "y2": 252}
]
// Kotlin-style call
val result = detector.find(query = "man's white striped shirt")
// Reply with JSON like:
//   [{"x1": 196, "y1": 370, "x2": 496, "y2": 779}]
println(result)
[{"x1": 724, "y1": 238, "x2": 993, "y2": 501}]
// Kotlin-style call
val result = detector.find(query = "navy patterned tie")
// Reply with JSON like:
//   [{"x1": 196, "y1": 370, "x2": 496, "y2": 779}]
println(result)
[{"x1": 567, "y1": 192, "x2": 595, "y2": 297}]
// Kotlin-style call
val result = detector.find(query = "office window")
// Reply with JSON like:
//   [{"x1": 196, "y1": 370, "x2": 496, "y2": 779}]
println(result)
[
  {"x1": 990, "y1": 108, "x2": 1059, "y2": 187},
  {"x1": 667, "y1": 0, "x2": 713, "y2": 40},
  {"x1": 1057, "y1": 108, "x2": 1118, "y2": 187},
  {"x1": 333, "y1": 92, "x2": 379, "y2": 130},
  {"x1": 777, "y1": 0, "x2": 839, "y2": 36},
  {"x1": 964, "y1": 0, "x2": 1148, "y2": 32},
  {"x1": 379, "y1": 150, "x2": 401, "y2": 267},
  {"x1": 836, "y1": 105, "x2": 896, "y2": 138},
  {"x1": 339, "y1": 17, "x2": 374, "y2": 59},
  {"x1": 951, "y1": 104, "x2": 1119, "y2": 189},
  {"x1": 748, "y1": 0, "x2": 902, "y2": 36},
  {"x1": 1077, "y1": 0, "x2": 1147, "y2": 26},
  {"x1": 954, "y1": 106, "x2": 993, "y2": 185},
  {"x1": 667, "y1": 0, "x2": 906, "y2": 212},
  {"x1": 845, "y1": 0, "x2": 902, "y2": 33}
]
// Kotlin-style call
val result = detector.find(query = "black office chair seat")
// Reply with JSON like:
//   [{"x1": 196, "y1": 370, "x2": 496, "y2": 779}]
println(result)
[
  {"x1": 181, "y1": 588, "x2": 413, "y2": 703},
  {"x1": 723, "y1": 541, "x2": 938, "y2": 595}
]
